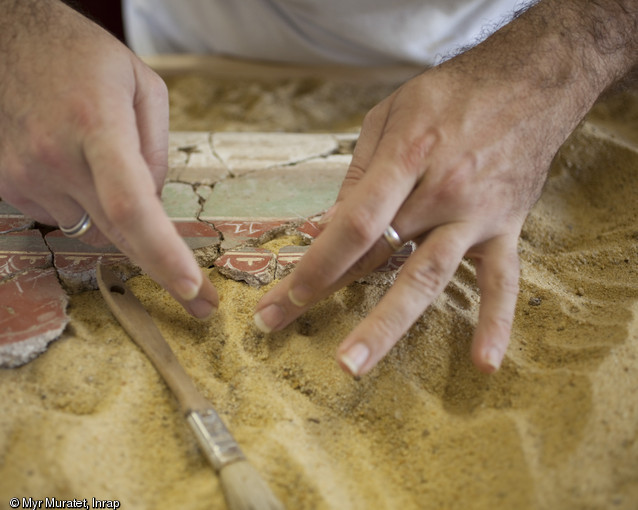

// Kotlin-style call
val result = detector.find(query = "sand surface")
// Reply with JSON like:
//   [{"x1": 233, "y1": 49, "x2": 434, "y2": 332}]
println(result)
[
  {"x1": 165, "y1": 74, "x2": 399, "y2": 133},
  {"x1": 1, "y1": 74, "x2": 637, "y2": 510}
]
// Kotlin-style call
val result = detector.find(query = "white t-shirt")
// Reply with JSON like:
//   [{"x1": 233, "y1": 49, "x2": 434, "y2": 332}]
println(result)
[{"x1": 123, "y1": 0, "x2": 529, "y2": 66}]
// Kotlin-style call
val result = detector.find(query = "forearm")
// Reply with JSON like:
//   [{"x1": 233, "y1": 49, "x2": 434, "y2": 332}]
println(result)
[
  {"x1": 0, "y1": 0, "x2": 108, "y2": 110},
  {"x1": 454, "y1": 0, "x2": 638, "y2": 101},
  {"x1": 524, "y1": 1, "x2": 637, "y2": 86},
  {"x1": 0, "y1": 0, "x2": 90, "y2": 53},
  {"x1": 1, "y1": 0, "x2": 56, "y2": 37},
  {"x1": 564, "y1": 0, "x2": 638, "y2": 85},
  {"x1": 1, "y1": 1, "x2": 65, "y2": 71},
  {"x1": 432, "y1": 0, "x2": 637, "y2": 175}
]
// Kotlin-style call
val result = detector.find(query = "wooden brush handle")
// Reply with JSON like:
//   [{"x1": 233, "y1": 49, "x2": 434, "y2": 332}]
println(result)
[{"x1": 96, "y1": 264, "x2": 210, "y2": 414}]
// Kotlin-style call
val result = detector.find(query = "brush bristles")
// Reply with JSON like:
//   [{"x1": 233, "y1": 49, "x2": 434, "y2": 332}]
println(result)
[{"x1": 219, "y1": 460, "x2": 284, "y2": 510}]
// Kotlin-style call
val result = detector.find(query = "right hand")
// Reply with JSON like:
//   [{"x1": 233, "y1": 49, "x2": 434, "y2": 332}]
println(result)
[{"x1": 0, "y1": 0, "x2": 217, "y2": 318}]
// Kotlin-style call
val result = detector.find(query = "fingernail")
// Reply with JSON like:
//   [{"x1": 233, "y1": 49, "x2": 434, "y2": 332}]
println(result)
[
  {"x1": 288, "y1": 285, "x2": 313, "y2": 307},
  {"x1": 339, "y1": 343, "x2": 370, "y2": 376},
  {"x1": 484, "y1": 346, "x2": 502, "y2": 372},
  {"x1": 254, "y1": 304, "x2": 285, "y2": 333},
  {"x1": 318, "y1": 204, "x2": 338, "y2": 225},
  {"x1": 187, "y1": 297, "x2": 216, "y2": 320},
  {"x1": 175, "y1": 278, "x2": 201, "y2": 301}
]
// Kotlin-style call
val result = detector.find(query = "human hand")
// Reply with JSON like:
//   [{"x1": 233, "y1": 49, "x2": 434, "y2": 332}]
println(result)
[
  {"x1": 254, "y1": 46, "x2": 591, "y2": 375},
  {"x1": 0, "y1": 0, "x2": 217, "y2": 318}
]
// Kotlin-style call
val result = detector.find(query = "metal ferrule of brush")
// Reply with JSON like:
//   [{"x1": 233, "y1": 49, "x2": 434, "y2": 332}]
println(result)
[{"x1": 187, "y1": 409, "x2": 246, "y2": 471}]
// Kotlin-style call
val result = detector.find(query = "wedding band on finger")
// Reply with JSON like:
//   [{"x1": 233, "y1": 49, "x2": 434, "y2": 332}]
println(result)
[
  {"x1": 59, "y1": 212, "x2": 92, "y2": 238},
  {"x1": 382, "y1": 225, "x2": 404, "y2": 251}
]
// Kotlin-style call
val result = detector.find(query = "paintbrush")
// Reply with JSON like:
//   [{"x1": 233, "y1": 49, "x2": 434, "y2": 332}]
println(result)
[{"x1": 96, "y1": 264, "x2": 284, "y2": 510}]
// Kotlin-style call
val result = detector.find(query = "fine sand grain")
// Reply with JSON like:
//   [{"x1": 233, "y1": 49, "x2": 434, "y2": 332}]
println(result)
[{"x1": 0, "y1": 75, "x2": 637, "y2": 510}]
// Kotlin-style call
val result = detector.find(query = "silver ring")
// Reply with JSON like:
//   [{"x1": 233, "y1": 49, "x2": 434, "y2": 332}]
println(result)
[
  {"x1": 382, "y1": 225, "x2": 404, "y2": 251},
  {"x1": 59, "y1": 212, "x2": 92, "y2": 238}
]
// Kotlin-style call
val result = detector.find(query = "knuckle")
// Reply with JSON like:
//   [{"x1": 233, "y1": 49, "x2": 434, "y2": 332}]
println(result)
[
  {"x1": 361, "y1": 103, "x2": 385, "y2": 130},
  {"x1": 487, "y1": 251, "x2": 520, "y2": 295},
  {"x1": 27, "y1": 131, "x2": 66, "y2": 170},
  {"x1": 342, "y1": 207, "x2": 378, "y2": 246},
  {"x1": 146, "y1": 70, "x2": 169, "y2": 100},
  {"x1": 397, "y1": 128, "x2": 440, "y2": 175},
  {"x1": 135, "y1": 66, "x2": 169, "y2": 109},
  {"x1": 404, "y1": 260, "x2": 446, "y2": 300},
  {"x1": 403, "y1": 245, "x2": 458, "y2": 299},
  {"x1": 343, "y1": 161, "x2": 367, "y2": 184},
  {"x1": 103, "y1": 193, "x2": 140, "y2": 228},
  {"x1": 153, "y1": 78, "x2": 169, "y2": 104}
]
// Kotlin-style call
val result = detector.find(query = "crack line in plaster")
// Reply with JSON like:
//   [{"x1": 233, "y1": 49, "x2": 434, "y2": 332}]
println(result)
[
  {"x1": 208, "y1": 131, "x2": 232, "y2": 176},
  {"x1": 0, "y1": 226, "x2": 58, "y2": 285},
  {"x1": 0, "y1": 224, "x2": 33, "y2": 236},
  {"x1": 192, "y1": 179, "x2": 225, "y2": 247},
  {"x1": 40, "y1": 230, "x2": 64, "y2": 288},
  {"x1": 187, "y1": 182, "x2": 205, "y2": 219},
  {"x1": 241, "y1": 134, "x2": 356, "y2": 172},
  {"x1": 198, "y1": 217, "x2": 224, "y2": 250},
  {"x1": 176, "y1": 144, "x2": 198, "y2": 168},
  {"x1": 209, "y1": 133, "x2": 350, "y2": 178}
]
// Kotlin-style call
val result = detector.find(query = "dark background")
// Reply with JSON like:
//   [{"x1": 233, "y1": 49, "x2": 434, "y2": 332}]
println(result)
[{"x1": 64, "y1": 1, "x2": 125, "y2": 44}]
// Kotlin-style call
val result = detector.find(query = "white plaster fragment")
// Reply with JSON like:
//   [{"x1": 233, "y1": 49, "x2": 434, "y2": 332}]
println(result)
[
  {"x1": 168, "y1": 131, "x2": 229, "y2": 184},
  {"x1": 212, "y1": 132, "x2": 338, "y2": 175}
]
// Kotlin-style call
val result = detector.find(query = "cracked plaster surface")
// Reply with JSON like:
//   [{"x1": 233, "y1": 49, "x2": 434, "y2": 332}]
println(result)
[
  {"x1": 0, "y1": 131, "x2": 412, "y2": 367},
  {"x1": 0, "y1": 268, "x2": 69, "y2": 368},
  {"x1": 212, "y1": 132, "x2": 340, "y2": 175},
  {"x1": 167, "y1": 131, "x2": 229, "y2": 184}
]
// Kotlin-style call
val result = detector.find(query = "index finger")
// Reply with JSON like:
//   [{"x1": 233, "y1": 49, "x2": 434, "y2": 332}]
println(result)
[
  {"x1": 83, "y1": 99, "x2": 218, "y2": 317},
  {"x1": 331, "y1": 97, "x2": 392, "y2": 206},
  {"x1": 255, "y1": 125, "x2": 438, "y2": 331}
]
